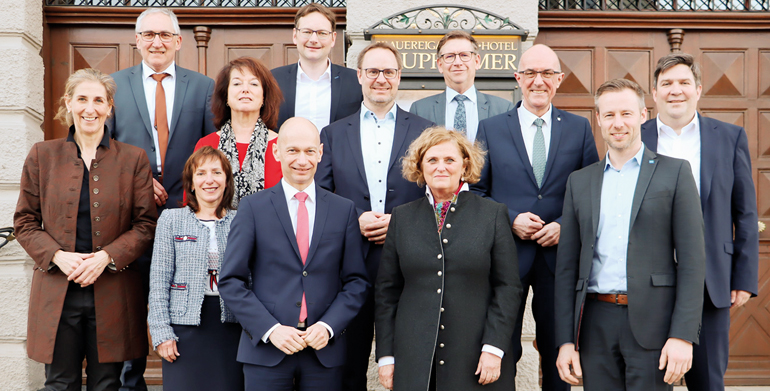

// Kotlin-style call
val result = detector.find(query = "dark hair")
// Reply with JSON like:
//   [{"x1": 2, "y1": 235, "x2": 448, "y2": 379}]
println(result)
[
  {"x1": 436, "y1": 30, "x2": 479, "y2": 57},
  {"x1": 212, "y1": 57, "x2": 283, "y2": 130},
  {"x1": 182, "y1": 146, "x2": 235, "y2": 218},
  {"x1": 294, "y1": 3, "x2": 336, "y2": 31},
  {"x1": 595, "y1": 78, "x2": 646, "y2": 111},
  {"x1": 653, "y1": 53, "x2": 701, "y2": 88},
  {"x1": 356, "y1": 42, "x2": 403, "y2": 70}
]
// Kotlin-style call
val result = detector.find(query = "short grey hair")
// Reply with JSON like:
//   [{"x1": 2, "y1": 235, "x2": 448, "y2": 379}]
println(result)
[{"x1": 136, "y1": 8, "x2": 181, "y2": 35}]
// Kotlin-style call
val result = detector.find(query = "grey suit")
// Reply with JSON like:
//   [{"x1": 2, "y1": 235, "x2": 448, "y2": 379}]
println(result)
[
  {"x1": 408, "y1": 89, "x2": 514, "y2": 127},
  {"x1": 555, "y1": 147, "x2": 705, "y2": 390}
]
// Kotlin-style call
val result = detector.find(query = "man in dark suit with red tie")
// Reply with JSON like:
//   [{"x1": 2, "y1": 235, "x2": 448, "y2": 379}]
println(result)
[{"x1": 219, "y1": 117, "x2": 369, "y2": 390}]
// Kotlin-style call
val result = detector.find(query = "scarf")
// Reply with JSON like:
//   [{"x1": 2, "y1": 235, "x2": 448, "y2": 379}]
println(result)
[{"x1": 218, "y1": 119, "x2": 268, "y2": 207}]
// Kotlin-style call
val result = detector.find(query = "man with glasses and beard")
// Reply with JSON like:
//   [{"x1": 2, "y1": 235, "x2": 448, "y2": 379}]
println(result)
[{"x1": 315, "y1": 42, "x2": 434, "y2": 391}]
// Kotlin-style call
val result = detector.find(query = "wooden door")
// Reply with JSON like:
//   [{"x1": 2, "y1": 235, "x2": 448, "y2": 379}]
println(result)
[{"x1": 536, "y1": 26, "x2": 770, "y2": 386}]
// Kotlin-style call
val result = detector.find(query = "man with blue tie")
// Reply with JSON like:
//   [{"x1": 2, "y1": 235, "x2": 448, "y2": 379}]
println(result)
[
  {"x1": 106, "y1": 8, "x2": 216, "y2": 390},
  {"x1": 409, "y1": 30, "x2": 514, "y2": 141},
  {"x1": 471, "y1": 44, "x2": 599, "y2": 390},
  {"x1": 219, "y1": 117, "x2": 369, "y2": 391},
  {"x1": 641, "y1": 53, "x2": 758, "y2": 391}
]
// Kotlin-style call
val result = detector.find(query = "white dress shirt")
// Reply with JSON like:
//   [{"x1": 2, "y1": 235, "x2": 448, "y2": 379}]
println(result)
[
  {"x1": 295, "y1": 60, "x2": 333, "y2": 132},
  {"x1": 262, "y1": 179, "x2": 333, "y2": 341},
  {"x1": 360, "y1": 102, "x2": 398, "y2": 213},
  {"x1": 141, "y1": 61, "x2": 176, "y2": 174},
  {"x1": 656, "y1": 114, "x2": 701, "y2": 194},
  {"x1": 445, "y1": 86, "x2": 479, "y2": 141},
  {"x1": 517, "y1": 104, "x2": 553, "y2": 166},
  {"x1": 378, "y1": 183, "x2": 504, "y2": 367}
]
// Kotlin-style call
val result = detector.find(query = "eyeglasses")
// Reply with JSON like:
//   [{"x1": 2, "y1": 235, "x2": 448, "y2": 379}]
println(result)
[
  {"x1": 139, "y1": 31, "x2": 179, "y2": 43},
  {"x1": 439, "y1": 52, "x2": 476, "y2": 63},
  {"x1": 518, "y1": 69, "x2": 562, "y2": 79},
  {"x1": 297, "y1": 28, "x2": 333, "y2": 39},
  {"x1": 363, "y1": 68, "x2": 399, "y2": 80}
]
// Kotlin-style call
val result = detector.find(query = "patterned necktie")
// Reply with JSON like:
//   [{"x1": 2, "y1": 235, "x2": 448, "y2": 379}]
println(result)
[
  {"x1": 151, "y1": 73, "x2": 170, "y2": 182},
  {"x1": 532, "y1": 118, "x2": 546, "y2": 188},
  {"x1": 295, "y1": 191, "x2": 309, "y2": 323},
  {"x1": 453, "y1": 94, "x2": 469, "y2": 135}
]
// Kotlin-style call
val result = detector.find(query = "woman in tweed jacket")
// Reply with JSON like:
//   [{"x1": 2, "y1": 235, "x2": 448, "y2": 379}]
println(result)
[{"x1": 148, "y1": 146, "x2": 242, "y2": 390}]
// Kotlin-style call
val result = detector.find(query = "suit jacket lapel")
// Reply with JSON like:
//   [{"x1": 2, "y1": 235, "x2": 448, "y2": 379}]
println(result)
[
  {"x1": 477, "y1": 91, "x2": 491, "y2": 120},
  {"x1": 270, "y1": 186, "x2": 302, "y2": 261},
  {"x1": 591, "y1": 159, "x2": 604, "y2": 240},
  {"x1": 434, "y1": 92, "x2": 447, "y2": 125},
  {"x1": 285, "y1": 64, "x2": 299, "y2": 118},
  {"x1": 129, "y1": 65, "x2": 153, "y2": 140},
  {"x1": 507, "y1": 106, "x2": 538, "y2": 187},
  {"x1": 542, "y1": 108, "x2": 564, "y2": 187},
  {"x1": 698, "y1": 114, "x2": 715, "y2": 207},
  {"x1": 169, "y1": 65, "x2": 189, "y2": 140},
  {"x1": 344, "y1": 111, "x2": 369, "y2": 187},
  {"x1": 640, "y1": 120, "x2": 658, "y2": 152},
  {"x1": 629, "y1": 147, "x2": 658, "y2": 229},
  {"x1": 329, "y1": 65, "x2": 343, "y2": 123},
  {"x1": 305, "y1": 185, "x2": 328, "y2": 267},
  {"x1": 388, "y1": 107, "x2": 410, "y2": 172}
]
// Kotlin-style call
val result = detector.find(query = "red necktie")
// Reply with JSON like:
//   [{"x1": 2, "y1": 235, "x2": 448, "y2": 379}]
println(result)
[
  {"x1": 151, "y1": 73, "x2": 170, "y2": 182},
  {"x1": 295, "y1": 191, "x2": 309, "y2": 323}
]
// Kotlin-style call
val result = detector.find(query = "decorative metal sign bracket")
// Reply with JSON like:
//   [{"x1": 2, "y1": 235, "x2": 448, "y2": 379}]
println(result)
[{"x1": 364, "y1": 4, "x2": 529, "y2": 39}]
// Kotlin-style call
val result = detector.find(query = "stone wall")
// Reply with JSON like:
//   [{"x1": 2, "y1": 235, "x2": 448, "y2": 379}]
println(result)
[
  {"x1": 345, "y1": 1, "x2": 540, "y2": 389},
  {"x1": 0, "y1": 0, "x2": 45, "y2": 389}
]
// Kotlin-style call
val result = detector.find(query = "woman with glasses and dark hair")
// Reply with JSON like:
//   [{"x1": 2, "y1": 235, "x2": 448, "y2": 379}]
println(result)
[
  {"x1": 14, "y1": 68, "x2": 157, "y2": 391},
  {"x1": 148, "y1": 146, "x2": 243, "y2": 391},
  {"x1": 194, "y1": 56, "x2": 283, "y2": 206}
]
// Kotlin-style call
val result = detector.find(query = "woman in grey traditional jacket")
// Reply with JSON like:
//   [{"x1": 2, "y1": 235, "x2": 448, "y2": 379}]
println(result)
[
  {"x1": 148, "y1": 146, "x2": 242, "y2": 391},
  {"x1": 375, "y1": 126, "x2": 522, "y2": 391}
]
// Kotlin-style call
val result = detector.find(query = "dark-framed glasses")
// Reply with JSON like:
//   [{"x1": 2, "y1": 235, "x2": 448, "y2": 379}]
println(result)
[
  {"x1": 364, "y1": 68, "x2": 399, "y2": 80},
  {"x1": 518, "y1": 69, "x2": 562, "y2": 79},
  {"x1": 297, "y1": 28, "x2": 332, "y2": 39},
  {"x1": 439, "y1": 51, "x2": 476, "y2": 63},
  {"x1": 139, "y1": 31, "x2": 179, "y2": 43}
]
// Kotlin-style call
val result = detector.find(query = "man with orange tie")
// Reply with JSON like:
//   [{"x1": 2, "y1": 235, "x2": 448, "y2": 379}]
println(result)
[
  {"x1": 106, "y1": 8, "x2": 216, "y2": 390},
  {"x1": 219, "y1": 117, "x2": 369, "y2": 391}
]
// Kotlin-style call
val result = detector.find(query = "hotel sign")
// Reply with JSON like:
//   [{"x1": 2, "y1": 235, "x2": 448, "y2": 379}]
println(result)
[{"x1": 371, "y1": 35, "x2": 523, "y2": 77}]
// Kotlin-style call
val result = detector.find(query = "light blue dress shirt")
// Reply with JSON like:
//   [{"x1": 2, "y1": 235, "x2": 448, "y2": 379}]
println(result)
[
  {"x1": 360, "y1": 103, "x2": 398, "y2": 213},
  {"x1": 588, "y1": 144, "x2": 646, "y2": 294}
]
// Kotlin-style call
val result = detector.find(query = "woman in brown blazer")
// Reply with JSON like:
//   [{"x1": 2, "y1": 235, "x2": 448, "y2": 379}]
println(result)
[{"x1": 14, "y1": 68, "x2": 157, "y2": 391}]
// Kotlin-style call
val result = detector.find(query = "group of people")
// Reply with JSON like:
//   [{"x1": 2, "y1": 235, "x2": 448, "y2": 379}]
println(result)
[{"x1": 12, "y1": 3, "x2": 758, "y2": 391}]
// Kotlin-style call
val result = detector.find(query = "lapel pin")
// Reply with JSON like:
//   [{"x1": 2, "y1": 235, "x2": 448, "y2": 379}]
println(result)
[
  {"x1": 557, "y1": 117, "x2": 561, "y2": 121},
  {"x1": 649, "y1": 160, "x2": 654, "y2": 164}
]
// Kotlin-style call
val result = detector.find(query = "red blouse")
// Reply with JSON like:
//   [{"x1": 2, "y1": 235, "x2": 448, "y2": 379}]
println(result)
[{"x1": 194, "y1": 132, "x2": 282, "y2": 189}]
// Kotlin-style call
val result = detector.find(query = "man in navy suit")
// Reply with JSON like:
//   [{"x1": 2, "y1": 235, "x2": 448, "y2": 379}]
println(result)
[
  {"x1": 219, "y1": 117, "x2": 369, "y2": 391},
  {"x1": 471, "y1": 44, "x2": 599, "y2": 391},
  {"x1": 315, "y1": 42, "x2": 433, "y2": 391},
  {"x1": 106, "y1": 8, "x2": 216, "y2": 390},
  {"x1": 271, "y1": 3, "x2": 363, "y2": 131},
  {"x1": 641, "y1": 53, "x2": 758, "y2": 391}
]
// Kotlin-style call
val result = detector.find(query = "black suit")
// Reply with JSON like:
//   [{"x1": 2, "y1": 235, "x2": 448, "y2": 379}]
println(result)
[
  {"x1": 555, "y1": 147, "x2": 705, "y2": 390},
  {"x1": 315, "y1": 106, "x2": 434, "y2": 391},
  {"x1": 641, "y1": 116, "x2": 758, "y2": 391},
  {"x1": 272, "y1": 63, "x2": 363, "y2": 130}
]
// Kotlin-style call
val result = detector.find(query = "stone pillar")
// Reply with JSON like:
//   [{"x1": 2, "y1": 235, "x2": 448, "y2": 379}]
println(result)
[
  {"x1": 345, "y1": 1, "x2": 540, "y2": 389},
  {"x1": 0, "y1": 0, "x2": 45, "y2": 390}
]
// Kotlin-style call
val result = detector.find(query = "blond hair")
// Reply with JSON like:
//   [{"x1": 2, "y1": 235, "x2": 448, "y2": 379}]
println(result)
[{"x1": 402, "y1": 126, "x2": 486, "y2": 186}]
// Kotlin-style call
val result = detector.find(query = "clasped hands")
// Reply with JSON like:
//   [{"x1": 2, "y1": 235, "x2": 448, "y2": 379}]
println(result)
[
  {"x1": 556, "y1": 338, "x2": 693, "y2": 385},
  {"x1": 513, "y1": 212, "x2": 559, "y2": 247},
  {"x1": 269, "y1": 324, "x2": 330, "y2": 355},
  {"x1": 359, "y1": 211, "x2": 391, "y2": 245},
  {"x1": 52, "y1": 249, "x2": 112, "y2": 287}
]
